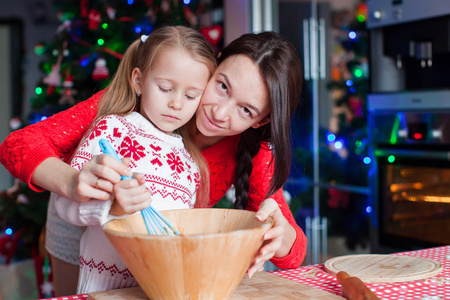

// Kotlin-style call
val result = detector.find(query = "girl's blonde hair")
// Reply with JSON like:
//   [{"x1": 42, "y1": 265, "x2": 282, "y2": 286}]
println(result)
[{"x1": 96, "y1": 26, "x2": 216, "y2": 208}]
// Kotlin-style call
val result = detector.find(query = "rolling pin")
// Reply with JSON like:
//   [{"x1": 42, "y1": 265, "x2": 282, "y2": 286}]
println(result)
[{"x1": 336, "y1": 271, "x2": 380, "y2": 300}]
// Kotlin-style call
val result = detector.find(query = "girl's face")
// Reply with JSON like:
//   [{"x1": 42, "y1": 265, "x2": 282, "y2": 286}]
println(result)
[
  {"x1": 132, "y1": 48, "x2": 210, "y2": 135},
  {"x1": 195, "y1": 54, "x2": 271, "y2": 138}
]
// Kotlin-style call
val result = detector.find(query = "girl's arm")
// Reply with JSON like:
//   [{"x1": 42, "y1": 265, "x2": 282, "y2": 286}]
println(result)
[{"x1": 54, "y1": 115, "x2": 150, "y2": 225}]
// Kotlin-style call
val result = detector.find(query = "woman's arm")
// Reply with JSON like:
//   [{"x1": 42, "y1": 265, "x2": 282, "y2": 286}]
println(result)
[
  {"x1": 200, "y1": 137, "x2": 306, "y2": 269},
  {"x1": 0, "y1": 90, "x2": 104, "y2": 192},
  {"x1": 246, "y1": 144, "x2": 307, "y2": 269}
]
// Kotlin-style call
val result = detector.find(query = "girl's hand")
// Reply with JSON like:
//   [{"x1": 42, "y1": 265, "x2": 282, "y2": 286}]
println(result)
[
  {"x1": 110, "y1": 173, "x2": 152, "y2": 216},
  {"x1": 246, "y1": 198, "x2": 296, "y2": 278},
  {"x1": 69, "y1": 154, "x2": 133, "y2": 203}
]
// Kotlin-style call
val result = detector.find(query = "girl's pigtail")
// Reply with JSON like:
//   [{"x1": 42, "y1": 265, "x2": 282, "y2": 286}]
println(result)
[{"x1": 96, "y1": 39, "x2": 142, "y2": 119}]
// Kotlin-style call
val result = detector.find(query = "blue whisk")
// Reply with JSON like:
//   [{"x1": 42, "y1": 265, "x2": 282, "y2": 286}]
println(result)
[{"x1": 99, "y1": 139, "x2": 180, "y2": 235}]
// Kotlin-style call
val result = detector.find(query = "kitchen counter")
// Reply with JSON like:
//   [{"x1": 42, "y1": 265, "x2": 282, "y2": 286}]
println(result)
[{"x1": 41, "y1": 245, "x2": 450, "y2": 300}]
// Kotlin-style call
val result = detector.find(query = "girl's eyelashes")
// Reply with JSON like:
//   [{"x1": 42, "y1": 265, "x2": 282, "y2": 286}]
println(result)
[{"x1": 159, "y1": 86, "x2": 171, "y2": 93}]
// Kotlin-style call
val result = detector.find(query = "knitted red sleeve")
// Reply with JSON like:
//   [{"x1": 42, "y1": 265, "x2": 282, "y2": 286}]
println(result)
[
  {"x1": 0, "y1": 90, "x2": 104, "y2": 191},
  {"x1": 246, "y1": 145, "x2": 307, "y2": 269},
  {"x1": 204, "y1": 139, "x2": 307, "y2": 268}
]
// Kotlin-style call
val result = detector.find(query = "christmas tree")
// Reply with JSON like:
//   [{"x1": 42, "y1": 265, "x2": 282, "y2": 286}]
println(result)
[
  {"x1": 324, "y1": 3, "x2": 370, "y2": 250},
  {"x1": 1, "y1": 2, "x2": 223, "y2": 296},
  {"x1": 28, "y1": 0, "x2": 221, "y2": 122}
]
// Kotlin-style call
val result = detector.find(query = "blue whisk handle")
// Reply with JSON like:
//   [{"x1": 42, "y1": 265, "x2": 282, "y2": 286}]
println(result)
[
  {"x1": 99, "y1": 139, "x2": 179, "y2": 235},
  {"x1": 99, "y1": 139, "x2": 132, "y2": 180}
]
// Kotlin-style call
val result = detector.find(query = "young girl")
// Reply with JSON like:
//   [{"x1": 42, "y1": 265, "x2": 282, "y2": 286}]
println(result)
[{"x1": 53, "y1": 25, "x2": 216, "y2": 294}]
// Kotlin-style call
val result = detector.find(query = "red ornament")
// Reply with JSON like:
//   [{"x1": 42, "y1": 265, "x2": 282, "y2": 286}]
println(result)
[
  {"x1": 200, "y1": 25, "x2": 223, "y2": 47},
  {"x1": 80, "y1": 0, "x2": 89, "y2": 18},
  {"x1": 59, "y1": 75, "x2": 77, "y2": 105},
  {"x1": 88, "y1": 9, "x2": 101, "y2": 30},
  {"x1": 184, "y1": 7, "x2": 198, "y2": 26},
  {"x1": 92, "y1": 58, "x2": 109, "y2": 81}
]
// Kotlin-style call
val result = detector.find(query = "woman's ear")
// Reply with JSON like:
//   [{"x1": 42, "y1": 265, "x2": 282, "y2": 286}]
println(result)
[
  {"x1": 251, "y1": 116, "x2": 271, "y2": 129},
  {"x1": 131, "y1": 68, "x2": 142, "y2": 92}
]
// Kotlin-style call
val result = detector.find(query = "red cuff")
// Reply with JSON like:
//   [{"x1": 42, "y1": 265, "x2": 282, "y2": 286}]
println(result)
[
  {"x1": 21, "y1": 145, "x2": 61, "y2": 192},
  {"x1": 270, "y1": 225, "x2": 307, "y2": 269}
]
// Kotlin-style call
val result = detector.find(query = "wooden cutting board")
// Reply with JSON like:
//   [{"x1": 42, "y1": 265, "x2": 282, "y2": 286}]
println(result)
[
  {"x1": 324, "y1": 254, "x2": 443, "y2": 283},
  {"x1": 88, "y1": 272, "x2": 344, "y2": 299}
]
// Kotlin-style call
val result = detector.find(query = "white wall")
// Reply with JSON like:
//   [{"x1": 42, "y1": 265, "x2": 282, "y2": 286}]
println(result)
[
  {"x1": 0, "y1": 26, "x2": 13, "y2": 189},
  {"x1": 0, "y1": 0, "x2": 58, "y2": 188}
]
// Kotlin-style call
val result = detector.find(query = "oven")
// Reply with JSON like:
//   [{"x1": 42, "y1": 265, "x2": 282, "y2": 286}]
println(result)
[{"x1": 367, "y1": 0, "x2": 450, "y2": 252}]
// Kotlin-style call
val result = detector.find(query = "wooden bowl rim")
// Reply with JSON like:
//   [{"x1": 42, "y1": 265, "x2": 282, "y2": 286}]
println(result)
[{"x1": 102, "y1": 208, "x2": 273, "y2": 240}]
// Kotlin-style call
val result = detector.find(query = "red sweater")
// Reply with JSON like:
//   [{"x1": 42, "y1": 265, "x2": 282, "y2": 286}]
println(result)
[{"x1": 0, "y1": 90, "x2": 307, "y2": 269}]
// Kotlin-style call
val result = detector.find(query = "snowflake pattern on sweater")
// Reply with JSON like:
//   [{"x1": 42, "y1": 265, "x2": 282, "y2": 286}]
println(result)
[
  {"x1": 72, "y1": 113, "x2": 199, "y2": 208},
  {"x1": 54, "y1": 112, "x2": 199, "y2": 293}
]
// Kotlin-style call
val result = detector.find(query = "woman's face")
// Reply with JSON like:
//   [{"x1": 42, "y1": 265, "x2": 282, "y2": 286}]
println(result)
[{"x1": 195, "y1": 54, "x2": 271, "y2": 138}]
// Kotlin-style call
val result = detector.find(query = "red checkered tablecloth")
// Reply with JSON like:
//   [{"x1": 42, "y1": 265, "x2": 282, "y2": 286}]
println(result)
[
  {"x1": 41, "y1": 246, "x2": 450, "y2": 300},
  {"x1": 273, "y1": 245, "x2": 450, "y2": 300}
]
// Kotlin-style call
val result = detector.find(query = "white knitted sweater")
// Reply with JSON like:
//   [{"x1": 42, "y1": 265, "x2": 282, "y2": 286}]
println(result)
[{"x1": 54, "y1": 112, "x2": 199, "y2": 294}]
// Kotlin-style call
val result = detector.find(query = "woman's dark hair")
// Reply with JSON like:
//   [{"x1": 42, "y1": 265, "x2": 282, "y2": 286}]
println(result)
[{"x1": 217, "y1": 31, "x2": 303, "y2": 209}]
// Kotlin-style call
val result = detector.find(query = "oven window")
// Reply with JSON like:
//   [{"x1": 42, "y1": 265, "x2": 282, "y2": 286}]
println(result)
[{"x1": 381, "y1": 163, "x2": 450, "y2": 247}]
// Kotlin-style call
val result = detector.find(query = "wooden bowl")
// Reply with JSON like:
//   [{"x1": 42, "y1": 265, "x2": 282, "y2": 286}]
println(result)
[{"x1": 102, "y1": 208, "x2": 273, "y2": 300}]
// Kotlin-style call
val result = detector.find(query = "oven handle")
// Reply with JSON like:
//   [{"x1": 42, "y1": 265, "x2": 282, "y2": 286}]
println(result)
[{"x1": 375, "y1": 149, "x2": 450, "y2": 160}]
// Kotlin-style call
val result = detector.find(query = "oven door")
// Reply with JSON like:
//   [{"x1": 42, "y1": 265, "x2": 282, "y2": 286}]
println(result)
[{"x1": 375, "y1": 148, "x2": 450, "y2": 249}]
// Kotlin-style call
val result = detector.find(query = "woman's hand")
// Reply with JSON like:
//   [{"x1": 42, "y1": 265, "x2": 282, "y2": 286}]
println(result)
[
  {"x1": 246, "y1": 198, "x2": 296, "y2": 278},
  {"x1": 109, "y1": 173, "x2": 152, "y2": 216},
  {"x1": 69, "y1": 154, "x2": 133, "y2": 203}
]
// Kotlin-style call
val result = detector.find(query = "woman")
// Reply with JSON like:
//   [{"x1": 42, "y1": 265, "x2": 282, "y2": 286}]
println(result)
[{"x1": 0, "y1": 31, "x2": 306, "y2": 296}]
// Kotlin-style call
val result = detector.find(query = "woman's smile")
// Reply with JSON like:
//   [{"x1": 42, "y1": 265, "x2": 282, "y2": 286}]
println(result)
[{"x1": 202, "y1": 108, "x2": 224, "y2": 130}]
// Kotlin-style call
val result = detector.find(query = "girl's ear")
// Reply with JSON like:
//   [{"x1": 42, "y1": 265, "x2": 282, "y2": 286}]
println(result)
[
  {"x1": 131, "y1": 68, "x2": 142, "y2": 92},
  {"x1": 251, "y1": 116, "x2": 270, "y2": 129}
]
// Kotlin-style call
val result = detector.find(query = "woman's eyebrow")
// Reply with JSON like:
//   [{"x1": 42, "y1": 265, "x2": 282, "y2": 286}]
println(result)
[{"x1": 218, "y1": 72, "x2": 261, "y2": 116}]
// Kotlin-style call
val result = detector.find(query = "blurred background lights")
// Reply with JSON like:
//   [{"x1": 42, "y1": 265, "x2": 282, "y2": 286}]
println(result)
[
  {"x1": 354, "y1": 68, "x2": 363, "y2": 78},
  {"x1": 334, "y1": 141, "x2": 343, "y2": 149},
  {"x1": 348, "y1": 31, "x2": 357, "y2": 39},
  {"x1": 80, "y1": 58, "x2": 89, "y2": 67},
  {"x1": 388, "y1": 155, "x2": 396, "y2": 163},
  {"x1": 346, "y1": 80, "x2": 353, "y2": 87},
  {"x1": 327, "y1": 133, "x2": 336, "y2": 142},
  {"x1": 5, "y1": 228, "x2": 13, "y2": 235},
  {"x1": 363, "y1": 157, "x2": 371, "y2": 164},
  {"x1": 365, "y1": 206, "x2": 372, "y2": 214}
]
